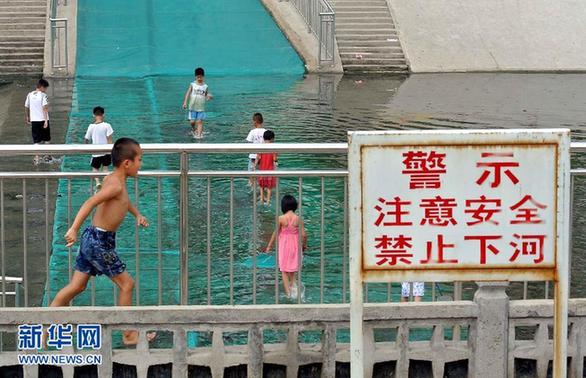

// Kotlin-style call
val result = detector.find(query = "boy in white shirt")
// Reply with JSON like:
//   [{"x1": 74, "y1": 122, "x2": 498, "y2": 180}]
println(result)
[
  {"x1": 245, "y1": 113, "x2": 266, "y2": 186},
  {"x1": 24, "y1": 79, "x2": 50, "y2": 165},
  {"x1": 182, "y1": 67, "x2": 212, "y2": 139},
  {"x1": 85, "y1": 106, "x2": 114, "y2": 190}
]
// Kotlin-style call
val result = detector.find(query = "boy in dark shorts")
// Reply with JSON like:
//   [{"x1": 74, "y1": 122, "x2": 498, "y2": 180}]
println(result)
[
  {"x1": 49, "y1": 138, "x2": 154, "y2": 345},
  {"x1": 24, "y1": 79, "x2": 51, "y2": 165},
  {"x1": 85, "y1": 106, "x2": 114, "y2": 190}
]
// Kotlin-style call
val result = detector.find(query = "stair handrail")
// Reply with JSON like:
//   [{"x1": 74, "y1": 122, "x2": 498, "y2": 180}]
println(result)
[
  {"x1": 289, "y1": 0, "x2": 336, "y2": 67},
  {"x1": 49, "y1": 0, "x2": 69, "y2": 73}
]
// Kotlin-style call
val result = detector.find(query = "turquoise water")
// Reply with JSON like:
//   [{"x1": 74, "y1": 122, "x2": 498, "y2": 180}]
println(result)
[
  {"x1": 47, "y1": 75, "x2": 355, "y2": 307},
  {"x1": 76, "y1": 0, "x2": 304, "y2": 77}
]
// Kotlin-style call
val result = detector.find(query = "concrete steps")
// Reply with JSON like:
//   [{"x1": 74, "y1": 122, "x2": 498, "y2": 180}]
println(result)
[
  {"x1": 330, "y1": 0, "x2": 408, "y2": 73},
  {"x1": 0, "y1": 0, "x2": 47, "y2": 76}
]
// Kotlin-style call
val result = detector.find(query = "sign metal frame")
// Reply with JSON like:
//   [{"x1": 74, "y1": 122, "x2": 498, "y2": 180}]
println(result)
[{"x1": 348, "y1": 129, "x2": 570, "y2": 377}]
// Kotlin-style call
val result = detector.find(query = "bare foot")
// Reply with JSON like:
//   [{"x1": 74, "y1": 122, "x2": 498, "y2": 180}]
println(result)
[{"x1": 122, "y1": 330, "x2": 157, "y2": 345}]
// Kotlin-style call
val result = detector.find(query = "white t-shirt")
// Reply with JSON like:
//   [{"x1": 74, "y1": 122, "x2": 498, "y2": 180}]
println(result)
[
  {"x1": 85, "y1": 122, "x2": 114, "y2": 157},
  {"x1": 246, "y1": 127, "x2": 266, "y2": 159},
  {"x1": 24, "y1": 90, "x2": 49, "y2": 122},
  {"x1": 188, "y1": 82, "x2": 208, "y2": 112}
]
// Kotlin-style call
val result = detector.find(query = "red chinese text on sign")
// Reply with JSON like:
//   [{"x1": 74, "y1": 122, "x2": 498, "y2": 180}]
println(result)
[
  {"x1": 402, "y1": 150, "x2": 446, "y2": 189},
  {"x1": 509, "y1": 234, "x2": 546, "y2": 263},
  {"x1": 373, "y1": 234, "x2": 413, "y2": 266},
  {"x1": 419, "y1": 196, "x2": 458, "y2": 226},
  {"x1": 509, "y1": 195, "x2": 547, "y2": 224},
  {"x1": 374, "y1": 197, "x2": 412, "y2": 226},
  {"x1": 465, "y1": 196, "x2": 502, "y2": 226},
  {"x1": 476, "y1": 152, "x2": 520, "y2": 188}
]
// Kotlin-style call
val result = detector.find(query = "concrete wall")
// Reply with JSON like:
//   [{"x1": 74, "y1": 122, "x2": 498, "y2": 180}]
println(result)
[{"x1": 387, "y1": 0, "x2": 586, "y2": 72}]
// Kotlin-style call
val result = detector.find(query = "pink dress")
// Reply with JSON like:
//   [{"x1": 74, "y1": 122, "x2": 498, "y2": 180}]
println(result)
[{"x1": 278, "y1": 218, "x2": 300, "y2": 272}]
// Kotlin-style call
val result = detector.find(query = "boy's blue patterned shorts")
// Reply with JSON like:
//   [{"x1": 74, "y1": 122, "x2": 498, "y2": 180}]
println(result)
[
  {"x1": 188, "y1": 111, "x2": 207, "y2": 121},
  {"x1": 74, "y1": 226, "x2": 126, "y2": 278}
]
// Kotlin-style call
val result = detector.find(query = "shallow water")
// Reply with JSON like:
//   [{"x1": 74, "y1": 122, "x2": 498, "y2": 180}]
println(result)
[{"x1": 1, "y1": 73, "x2": 586, "y2": 307}]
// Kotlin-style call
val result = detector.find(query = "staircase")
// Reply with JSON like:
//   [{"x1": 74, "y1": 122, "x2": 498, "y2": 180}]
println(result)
[
  {"x1": 330, "y1": 0, "x2": 408, "y2": 73},
  {"x1": 0, "y1": 0, "x2": 47, "y2": 76}
]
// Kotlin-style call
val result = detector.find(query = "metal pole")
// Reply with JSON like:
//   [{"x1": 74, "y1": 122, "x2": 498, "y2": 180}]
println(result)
[
  {"x1": 22, "y1": 179, "x2": 27, "y2": 307},
  {"x1": 252, "y1": 180, "x2": 258, "y2": 304},
  {"x1": 45, "y1": 179, "x2": 50, "y2": 303},
  {"x1": 229, "y1": 178, "x2": 234, "y2": 305},
  {"x1": 157, "y1": 178, "x2": 162, "y2": 305},
  {"x1": 134, "y1": 178, "x2": 140, "y2": 305},
  {"x1": 297, "y1": 177, "x2": 302, "y2": 304},
  {"x1": 207, "y1": 177, "x2": 211, "y2": 305},
  {"x1": 67, "y1": 179, "x2": 72, "y2": 281},
  {"x1": 343, "y1": 177, "x2": 348, "y2": 303},
  {"x1": 1, "y1": 179, "x2": 4, "y2": 307},
  {"x1": 179, "y1": 153, "x2": 189, "y2": 305},
  {"x1": 320, "y1": 177, "x2": 325, "y2": 303},
  {"x1": 274, "y1": 182, "x2": 280, "y2": 304}
]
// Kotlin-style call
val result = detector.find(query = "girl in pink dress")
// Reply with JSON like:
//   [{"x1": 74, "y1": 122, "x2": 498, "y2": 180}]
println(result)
[{"x1": 265, "y1": 195, "x2": 307, "y2": 298}]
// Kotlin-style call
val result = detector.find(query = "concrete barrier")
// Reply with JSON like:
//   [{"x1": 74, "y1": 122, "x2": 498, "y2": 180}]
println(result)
[{"x1": 387, "y1": 0, "x2": 586, "y2": 72}]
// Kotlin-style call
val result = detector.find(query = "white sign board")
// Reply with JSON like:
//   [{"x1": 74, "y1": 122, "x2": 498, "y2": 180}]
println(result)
[{"x1": 348, "y1": 129, "x2": 570, "y2": 377}]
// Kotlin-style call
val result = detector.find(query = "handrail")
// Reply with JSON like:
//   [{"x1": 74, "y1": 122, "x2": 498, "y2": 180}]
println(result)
[
  {"x1": 289, "y1": 0, "x2": 336, "y2": 66},
  {"x1": 0, "y1": 143, "x2": 348, "y2": 155},
  {"x1": 2, "y1": 141, "x2": 586, "y2": 155}
]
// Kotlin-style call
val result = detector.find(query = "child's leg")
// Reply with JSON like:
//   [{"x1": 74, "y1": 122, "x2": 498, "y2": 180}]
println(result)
[
  {"x1": 266, "y1": 188, "x2": 272, "y2": 204},
  {"x1": 92, "y1": 167, "x2": 100, "y2": 186},
  {"x1": 49, "y1": 271, "x2": 91, "y2": 306},
  {"x1": 281, "y1": 271, "x2": 291, "y2": 296},
  {"x1": 110, "y1": 271, "x2": 134, "y2": 306},
  {"x1": 196, "y1": 120, "x2": 203, "y2": 137},
  {"x1": 110, "y1": 272, "x2": 155, "y2": 345},
  {"x1": 259, "y1": 187, "x2": 265, "y2": 203},
  {"x1": 190, "y1": 120, "x2": 196, "y2": 133}
]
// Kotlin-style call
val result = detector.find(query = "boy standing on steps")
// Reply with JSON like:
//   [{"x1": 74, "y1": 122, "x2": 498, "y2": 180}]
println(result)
[
  {"x1": 49, "y1": 138, "x2": 154, "y2": 345},
  {"x1": 84, "y1": 106, "x2": 114, "y2": 190},
  {"x1": 182, "y1": 67, "x2": 212, "y2": 139}
]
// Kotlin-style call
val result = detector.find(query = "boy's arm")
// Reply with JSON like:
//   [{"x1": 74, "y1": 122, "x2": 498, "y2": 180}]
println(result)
[
  {"x1": 182, "y1": 86, "x2": 192, "y2": 109},
  {"x1": 205, "y1": 88, "x2": 212, "y2": 100},
  {"x1": 24, "y1": 95, "x2": 30, "y2": 124},
  {"x1": 42, "y1": 105, "x2": 49, "y2": 128},
  {"x1": 107, "y1": 135, "x2": 113, "y2": 144},
  {"x1": 129, "y1": 203, "x2": 149, "y2": 227},
  {"x1": 64, "y1": 183, "x2": 122, "y2": 247}
]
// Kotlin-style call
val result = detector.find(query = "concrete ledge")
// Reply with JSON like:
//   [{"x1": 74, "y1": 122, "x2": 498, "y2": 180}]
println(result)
[{"x1": 259, "y1": 0, "x2": 343, "y2": 73}]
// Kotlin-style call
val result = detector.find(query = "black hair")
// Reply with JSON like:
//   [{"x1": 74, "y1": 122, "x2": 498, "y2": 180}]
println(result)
[
  {"x1": 112, "y1": 138, "x2": 140, "y2": 167},
  {"x1": 253, "y1": 112, "x2": 263, "y2": 124},
  {"x1": 263, "y1": 129, "x2": 275, "y2": 141},
  {"x1": 194, "y1": 67, "x2": 205, "y2": 76},
  {"x1": 93, "y1": 106, "x2": 105, "y2": 116},
  {"x1": 281, "y1": 195, "x2": 298, "y2": 213},
  {"x1": 37, "y1": 79, "x2": 49, "y2": 88}
]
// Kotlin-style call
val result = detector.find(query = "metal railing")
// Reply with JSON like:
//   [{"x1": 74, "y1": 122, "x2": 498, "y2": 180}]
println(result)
[
  {"x1": 289, "y1": 0, "x2": 336, "y2": 66},
  {"x1": 49, "y1": 18, "x2": 68, "y2": 71},
  {"x1": 0, "y1": 142, "x2": 585, "y2": 309},
  {"x1": 49, "y1": 0, "x2": 69, "y2": 72}
]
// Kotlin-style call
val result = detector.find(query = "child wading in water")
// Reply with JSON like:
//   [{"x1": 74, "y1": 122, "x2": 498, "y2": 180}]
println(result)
[
  {"x1": 256, "y1": 130, "x2": 277, "y2": 204},
  {"x1": 182, "y1": 67, "x2": 212, "y2": 139},
  {"x1": 49, "y1": 138, "x2": 154, "y2": 345},
  {"x1": 265, "y1": 195, "x2": 307, "y2": 299}
]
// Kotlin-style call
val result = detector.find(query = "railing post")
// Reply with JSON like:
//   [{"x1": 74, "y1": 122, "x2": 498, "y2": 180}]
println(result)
[
  {"x1": 471, "y1": 282, "x2": 509, "y2": 378},
  {"x1": 180, "y1": 152, "x2": 189, "y2": 305}
]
